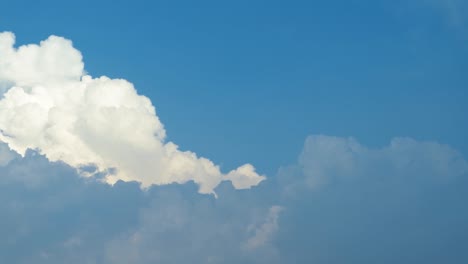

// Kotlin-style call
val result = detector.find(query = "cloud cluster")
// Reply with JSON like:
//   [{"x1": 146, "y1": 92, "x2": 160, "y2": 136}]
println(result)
[
  {"x1": 0, "y1": 32, "x2": 265, "y2": 194},
  {"x1": 0, "y1": 149, "x2": 278, "y2": 264},
  {"x1": 276, "y1": 136, "x2": 468, "y2": 263},
  {"x1": 1, "y1": 135, "x2": 467, "y2": 263}
]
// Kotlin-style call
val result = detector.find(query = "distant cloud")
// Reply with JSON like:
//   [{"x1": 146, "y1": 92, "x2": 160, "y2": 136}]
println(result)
[
  {"x1": 276, "y1": 135, "x2": 468, "y2": 263},
  {"x1": 244, "y1": 205, "x2": 283, "y2": 250},
  {"x1": 1, "y1": 134, "x2": 467, "y2": 263},
  {"x1": 0, "y1": 32, "x2": 265, "y2": 195},
  {"x1": 280, "y1": 135, "x2": 468, "y2": 194}
]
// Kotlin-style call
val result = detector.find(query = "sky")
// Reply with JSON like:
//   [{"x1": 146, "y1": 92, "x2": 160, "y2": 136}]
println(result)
[{"x1": 0, "y1": 0, "x2": 467, "y2": 263}]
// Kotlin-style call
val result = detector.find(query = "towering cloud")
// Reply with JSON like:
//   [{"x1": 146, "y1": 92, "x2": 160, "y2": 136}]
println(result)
[{"x1": 0, "y1": 32, "x2": 265, "y2": 194}]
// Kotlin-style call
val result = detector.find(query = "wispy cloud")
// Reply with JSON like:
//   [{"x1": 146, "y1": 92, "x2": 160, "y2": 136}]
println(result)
[{"x1": 244, "y1": 205, "x2": 283, "y2": 250}]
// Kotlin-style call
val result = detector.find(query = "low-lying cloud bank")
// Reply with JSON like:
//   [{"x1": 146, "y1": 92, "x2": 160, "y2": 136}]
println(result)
[
  {"x1": 0, "y1": 135, "x2": 467, "y2": 263},
  {"x1": 0, "y1": 32, "x2": 265, "y2": 194}
]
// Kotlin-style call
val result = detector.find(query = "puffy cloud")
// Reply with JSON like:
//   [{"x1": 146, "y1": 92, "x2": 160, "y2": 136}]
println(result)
[
  {"x1": 0, "y1": 32, "x2": 83, "y2": 88},
  {"x1": 0, "y1": 32, "x2": 265, "y2": 194}
]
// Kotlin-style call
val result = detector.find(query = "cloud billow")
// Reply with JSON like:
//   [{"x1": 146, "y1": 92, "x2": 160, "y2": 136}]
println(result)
[{"x1": 0, "y1": 32, "x2": 265, "y2": 195}]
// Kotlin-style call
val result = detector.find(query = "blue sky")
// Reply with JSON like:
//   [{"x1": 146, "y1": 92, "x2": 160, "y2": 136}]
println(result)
[{"x1": 1, "y1": 0, "x2": 468, "y2": 263}]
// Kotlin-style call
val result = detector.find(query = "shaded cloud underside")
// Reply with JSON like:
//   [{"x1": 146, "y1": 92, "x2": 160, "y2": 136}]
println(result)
[{"x1": 0, "y1": 134, "x2": 467, "y2": 263}]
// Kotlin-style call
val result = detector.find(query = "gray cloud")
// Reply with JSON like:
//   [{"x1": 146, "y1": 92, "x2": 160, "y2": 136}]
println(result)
[
  {"x1": 244, "y1": 205, "x2": 283, "y2": 251},
  {"x1": 0, "y1": 142, "x2": 15, "y2": 166},
  {"x1": 0, "y1": 135, "x2": 467, "y2": 263},
  {"x1": 0, "y1": 149, "x2": 275, "y2": 264},
  {"x1": 277, "y1": 135, "x2": 468, "y2": 263}
]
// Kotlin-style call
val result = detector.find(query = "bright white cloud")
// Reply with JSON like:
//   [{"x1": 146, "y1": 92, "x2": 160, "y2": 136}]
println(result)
[{"x1": 0, "y1": 32, "x2": 265, "y2": 194}]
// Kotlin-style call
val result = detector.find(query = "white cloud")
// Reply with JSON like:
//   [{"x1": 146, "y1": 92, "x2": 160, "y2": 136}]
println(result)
[
  {"x1": 0, "y1": 32, "x2": 265, "y2": 194},
  {"x1": 0, "y1": 32, "x2": 83, "y2": 88}
]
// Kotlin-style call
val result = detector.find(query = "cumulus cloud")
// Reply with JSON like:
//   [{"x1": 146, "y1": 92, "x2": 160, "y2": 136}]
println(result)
[{"x1": 0, "y1": 32, "x2": 265, "y2": 194}]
